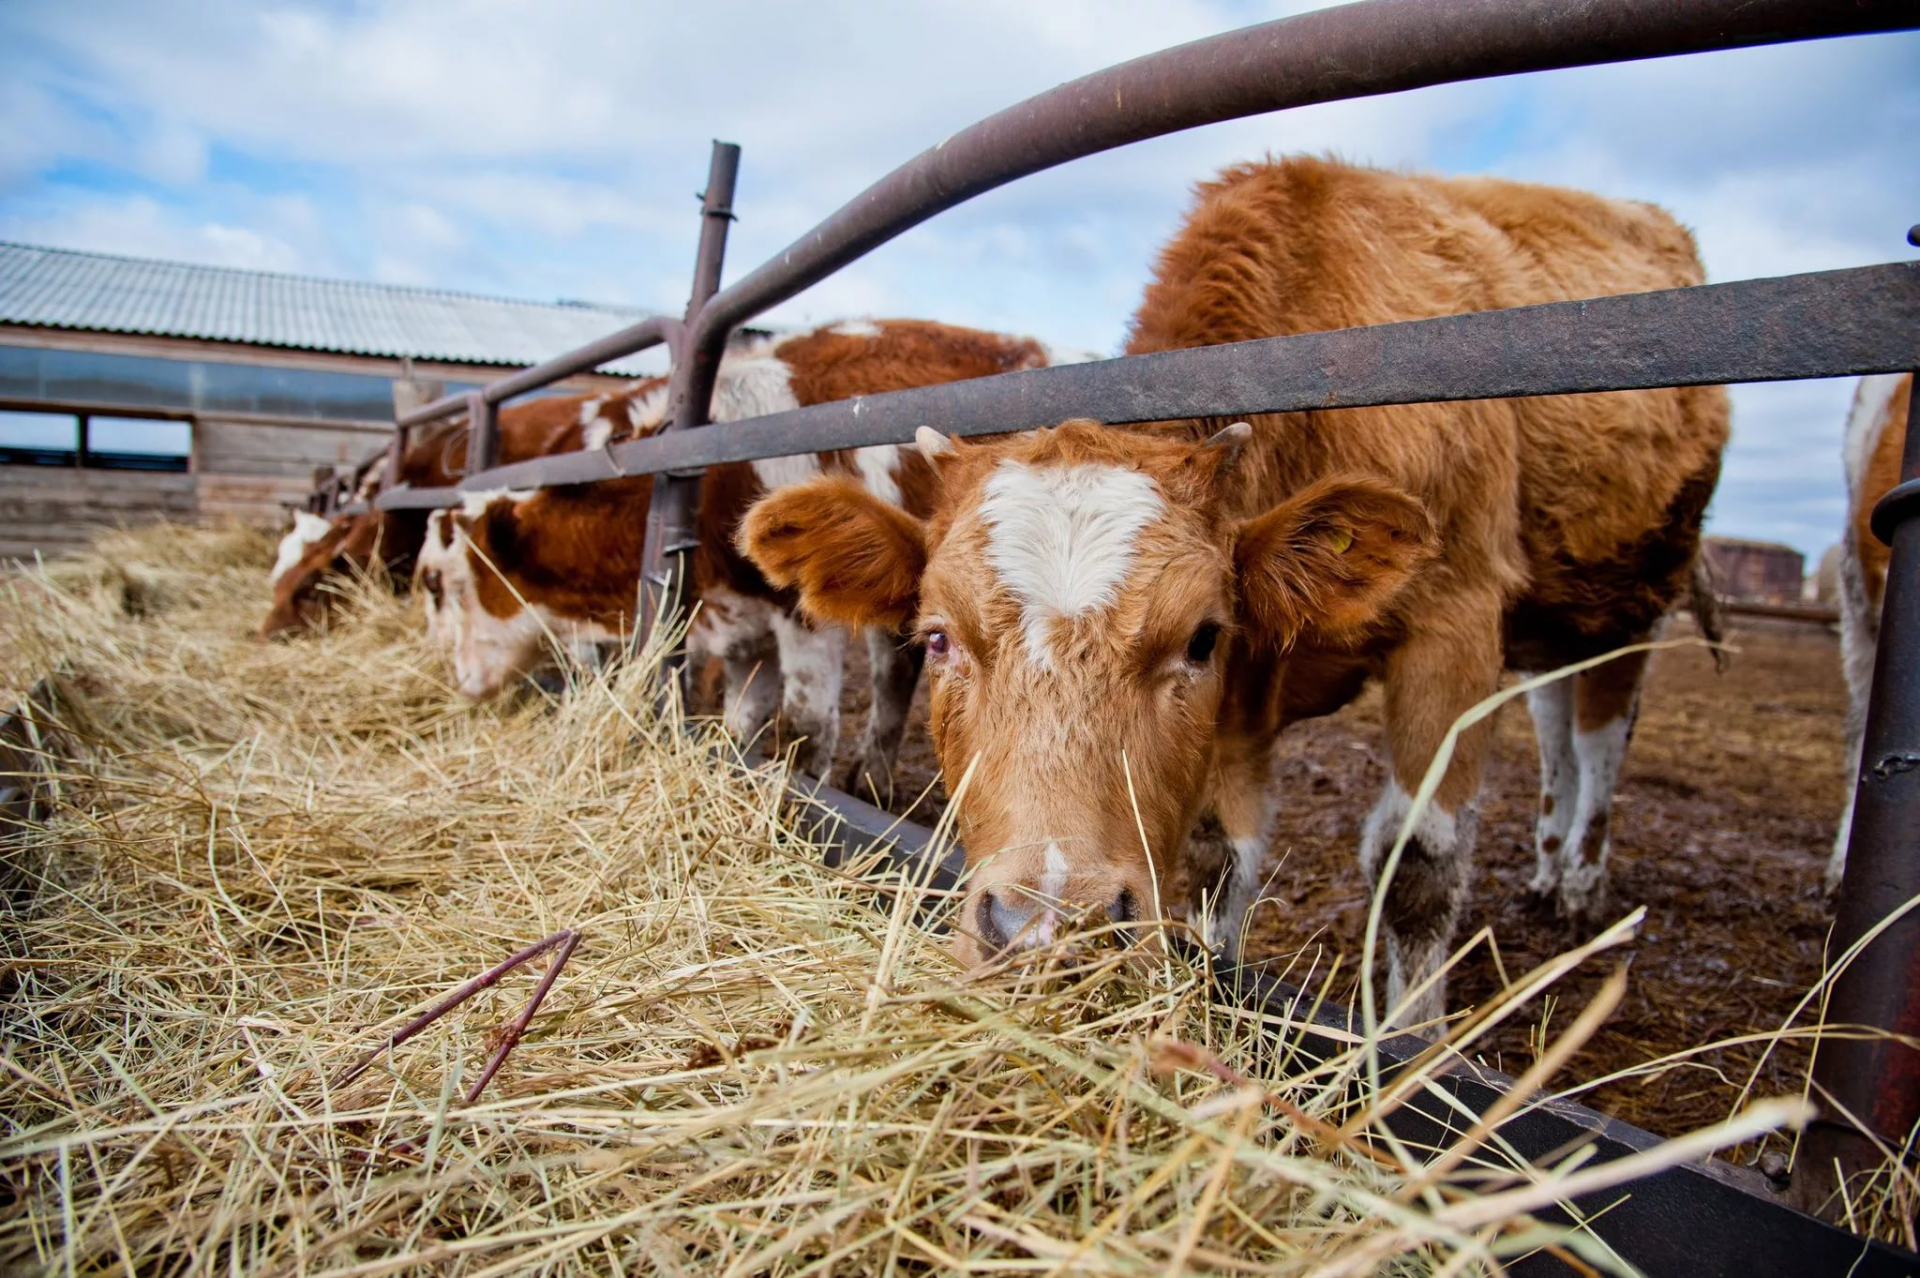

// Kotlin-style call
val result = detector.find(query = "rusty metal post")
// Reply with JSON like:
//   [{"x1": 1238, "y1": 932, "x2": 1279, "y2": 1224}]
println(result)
[
  {"x1": 636, "y1": 141, "x2": 741, "y2": 701},
  {"x1": 1797, "y1": 355, "x2": 1920, "y2": 1215},
  {"x1": 464, "y1": 391, "x2": 499, "y2": 476}
]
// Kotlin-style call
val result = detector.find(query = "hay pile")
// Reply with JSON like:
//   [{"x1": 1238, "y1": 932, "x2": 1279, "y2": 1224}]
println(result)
[{"x1": 0, "y1": 523, "x2": 1820, "y2": 1274}]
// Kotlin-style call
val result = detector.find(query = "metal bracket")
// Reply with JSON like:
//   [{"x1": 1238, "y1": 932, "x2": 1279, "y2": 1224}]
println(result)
[{"x1": 1870, "y1": 751, "x2": 1920, "y2": 781}]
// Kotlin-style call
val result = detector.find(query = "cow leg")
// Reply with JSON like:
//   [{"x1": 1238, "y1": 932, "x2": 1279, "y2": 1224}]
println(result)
[
  {"x1": 1829, "y1": 545, "x2": 1880, "y2": 896},
  {"x1": 770, "y1": 610, "x2": 846, "y2": 779},
  {"x1": 1524, "y1": 677, "x2": 1579, "y2": 898},
  {"x1": 1208, "y1": 744, "x2": 1281, "y2": 964},
  {"x1": 835, "y1": 627, "x2": 925, "y2": 806},
  {"x1": 692, "y1": 587, "x2": 782, "y2": 746},
  {"x1": 1359, "y1": 595, "x2": 1501, "y2": 1030},
  {"x1": 1554, "y1": 644, "x2": 1651, "y2": 925},
  {"x1": 1201, "y1": 646, "x2": 1287, "y2": 963}
]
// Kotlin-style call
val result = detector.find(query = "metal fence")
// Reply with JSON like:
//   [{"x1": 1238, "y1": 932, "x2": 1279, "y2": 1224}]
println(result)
[{"x1": 308, "y1": 0, "x2": 1919, "y2": 1268}]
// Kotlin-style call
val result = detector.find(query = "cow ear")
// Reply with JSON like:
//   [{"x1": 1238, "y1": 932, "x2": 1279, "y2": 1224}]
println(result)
[
  {"x1": 738, "y1": 476, "x2": 927, "y2": 629},
  {"x1": 1233, "y1": 476, "x2": 1437, "y2": 648}
]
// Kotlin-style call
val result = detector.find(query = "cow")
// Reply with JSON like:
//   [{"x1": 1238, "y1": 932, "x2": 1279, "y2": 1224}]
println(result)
[
  {"x1": 439, "y1": 319, "x2": 1094, "y2": 795},
  {"x1": 1829, "y1": 372, "x2": 1910, "y2": 896},
  {"x1": 257, "y1": 390, "x2": 622, "y2": 638},
  {"x1": 738, "y1": 157, "x2": 1729, "y2": 1026}
]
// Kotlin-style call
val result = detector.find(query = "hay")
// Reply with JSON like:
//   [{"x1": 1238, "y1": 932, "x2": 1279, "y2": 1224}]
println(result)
[{"x1": 0, "y1": 523, "x2": 1826, "y2": 1274}]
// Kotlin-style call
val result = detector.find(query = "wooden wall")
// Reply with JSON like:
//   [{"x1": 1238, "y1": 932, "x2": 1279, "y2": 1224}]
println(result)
[
  {"x1": 0, "y1": 416, "x2": 388, "y2": 562},
  {"x1": 191, "y1": 416, "x2": 388, "y2": 527},
  {"x1": 0, "y1": 466, "x2": 196, "y2": 562}
]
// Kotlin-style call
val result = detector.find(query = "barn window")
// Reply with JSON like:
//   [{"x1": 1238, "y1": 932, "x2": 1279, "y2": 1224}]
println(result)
[
  {"x1": 0, "y1": 410, "x2": 191, "y2": 472},
  {"x1": 0, "y1": 409, "x2": 80, "y2": 466},
  {"x1": 86, "y1": 415, "x2": 191, "y2": 472}
]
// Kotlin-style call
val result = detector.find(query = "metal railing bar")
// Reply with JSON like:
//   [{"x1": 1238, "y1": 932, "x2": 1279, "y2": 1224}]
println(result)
[
  {"x1": 448, "y1": 262, "x2": 1919, "y2": 496},
  {"x1": 371, "y1": 486, "x2": 461, "y2": 513},
  {"x1": 684, "y1": 0, "x2": 1912, "y2": 357},
  {"x1": 395, "y1": 316, "x2": 680, "y2": 429}
]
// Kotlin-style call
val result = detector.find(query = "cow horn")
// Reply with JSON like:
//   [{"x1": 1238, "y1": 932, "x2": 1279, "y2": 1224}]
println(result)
[
  {"x1": 915, "y1": 426, "x2": 956, "y2": 460},
  {"x1": 1204, "y1": 421, "x2": 1252, "y2": 469}
]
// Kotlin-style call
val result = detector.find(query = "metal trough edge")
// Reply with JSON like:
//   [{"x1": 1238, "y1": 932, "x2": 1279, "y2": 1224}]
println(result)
[{"x1": 780, "y1": 767, "x2": 1920, "y2": 1277}]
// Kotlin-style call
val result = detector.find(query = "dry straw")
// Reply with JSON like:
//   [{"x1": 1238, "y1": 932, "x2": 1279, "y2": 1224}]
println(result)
[{"x1": 0, "y1": 522, "x2": 1884, "y2": 1275}]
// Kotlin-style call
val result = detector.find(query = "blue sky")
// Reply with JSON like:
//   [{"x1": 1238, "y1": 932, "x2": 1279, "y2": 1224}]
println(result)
[{"x1": 2, "y1": 1, "x2": 1915, "y2": 556}]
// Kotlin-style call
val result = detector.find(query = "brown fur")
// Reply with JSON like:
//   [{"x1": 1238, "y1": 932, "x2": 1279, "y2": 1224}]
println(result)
[
  {"x1": 741, "y1": 477, "x2": 926, "y2": 630},
  {"x1": 1854, "y1": 375, "x2": 1909, "y2": 613},
  {"x1": 449, "y1": 321, "x2": 1078, "y2": 796},
  {"x1": 256, "y1": 391, "x2": 614, "y2": 638},
  {"x1": 738, "y1": 158, "x2": 1730, "y2": 1019},
  {"x1": 777, "y1": 321, "x2": 1048, "y2": 405}
]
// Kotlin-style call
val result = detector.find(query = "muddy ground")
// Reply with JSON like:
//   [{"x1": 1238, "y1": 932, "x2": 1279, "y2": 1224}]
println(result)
[{"x1": 824, "y1": 617, "x2": 1852, "y2": 1139}]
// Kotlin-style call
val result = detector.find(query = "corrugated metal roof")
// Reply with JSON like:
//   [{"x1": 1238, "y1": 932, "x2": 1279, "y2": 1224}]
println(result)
[{"x1": 0, "y1": 241, "x2": 673, "y2": 375}]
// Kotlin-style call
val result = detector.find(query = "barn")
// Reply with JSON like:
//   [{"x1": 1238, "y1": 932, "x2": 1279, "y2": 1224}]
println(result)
[
  {"x1": 1702, "y1": 534, "x2": 1807, "y2": 605},
  {"x1": 0, "y1": 242, "x2": 681, "y2": 562}
]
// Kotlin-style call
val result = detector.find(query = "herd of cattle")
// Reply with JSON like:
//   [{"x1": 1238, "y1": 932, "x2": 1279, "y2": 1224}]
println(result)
[{"x1": 258, "y1": 156, "x2": 1908, "y2": 1029}]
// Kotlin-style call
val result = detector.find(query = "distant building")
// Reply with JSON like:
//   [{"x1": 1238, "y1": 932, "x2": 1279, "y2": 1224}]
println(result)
[
  {"x1": 1703, "y1": 535, "x2": 1805, "y2": 606},
  {"x1": 0, "y1": 242, "x2": 700, "y2": 561}
]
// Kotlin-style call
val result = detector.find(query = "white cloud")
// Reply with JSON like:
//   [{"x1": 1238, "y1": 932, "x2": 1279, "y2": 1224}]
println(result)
[
  {"x1": 0, "y1": 2, "x2": 1913, "y2": 554},
  {"x1": 134, "y1": 118, "x2": 208, "y2": 187},
  {"x1": 0, "y1": 193, "x2": 316, "y2": 273}
]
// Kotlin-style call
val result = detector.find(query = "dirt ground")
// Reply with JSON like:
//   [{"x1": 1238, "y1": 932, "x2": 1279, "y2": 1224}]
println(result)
[{"x1": 826, "y1": 617, "x2": 1851, "y2": 1140}]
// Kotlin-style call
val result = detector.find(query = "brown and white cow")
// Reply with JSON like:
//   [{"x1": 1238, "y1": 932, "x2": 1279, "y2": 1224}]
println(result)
[
  {"x1": 740, "y1": 157, "x2": 1728, "y2": 1025},
  {"x1": 257, "y1": 389, "x2": 621, "y2": 638},
  {"x1": 440, "y1": 320, "x2": 1094, "y2": 793},
  {"x1": 1829, "y1": 372, "x2": 1910, "y2": 895}
]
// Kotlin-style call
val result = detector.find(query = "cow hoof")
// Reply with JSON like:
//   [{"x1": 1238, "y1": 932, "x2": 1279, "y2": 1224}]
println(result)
[{"x1": 1553, "y1": 885, "x2": 1609, "y2": 929}]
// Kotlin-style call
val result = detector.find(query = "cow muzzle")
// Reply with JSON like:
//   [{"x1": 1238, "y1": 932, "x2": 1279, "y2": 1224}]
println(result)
[{"x1": 972, "y1": 882, "x2": 1140, "y2": 956}]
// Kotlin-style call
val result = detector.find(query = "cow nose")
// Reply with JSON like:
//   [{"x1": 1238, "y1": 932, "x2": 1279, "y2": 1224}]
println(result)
[
  {"x1": 977, "y1": 888, "x2": 1046, "y2": 954},
  {"x1": 976, "y1": 887, "x2": 1141, "y2": 954}
]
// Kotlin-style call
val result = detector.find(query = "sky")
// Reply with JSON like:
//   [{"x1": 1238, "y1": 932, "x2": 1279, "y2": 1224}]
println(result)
[{"x1": 1, "y1": 2, "x2": 1915, "y2": 557}]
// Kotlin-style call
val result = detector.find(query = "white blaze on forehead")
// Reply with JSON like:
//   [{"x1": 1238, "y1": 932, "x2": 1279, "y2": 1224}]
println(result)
[
  {"x1": 979, "y1": 460, "x2": 1165, "y2": 667},
  {"x1": 1039, "y1": 842, "x2": 1070, "y2": 903},
  {"x1": 829, "y1": 319, "x2": 882, "y2": 338}
]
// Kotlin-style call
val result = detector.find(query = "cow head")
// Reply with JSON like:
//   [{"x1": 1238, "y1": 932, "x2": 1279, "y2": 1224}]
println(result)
[
  {"x1": 415, "y1": 509, "x2": 460, "y2": 650},
  {"x1": 256, "y1": 515, "x2": 383, "y2": 639},
  {"x1": 440, "y1": 491, "x2": 622, "y2": 700},
  {"x1": 738, "y1": 420, "x2": 1436, "y2": 963}
]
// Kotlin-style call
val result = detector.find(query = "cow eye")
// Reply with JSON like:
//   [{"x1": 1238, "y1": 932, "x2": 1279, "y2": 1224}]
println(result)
[
  {"x1": 926, "y1": 630, "x2": 951, "y2": 658},
  {"x1": 1184, "y1": 622, "x2": 1221, "y2": 665}
]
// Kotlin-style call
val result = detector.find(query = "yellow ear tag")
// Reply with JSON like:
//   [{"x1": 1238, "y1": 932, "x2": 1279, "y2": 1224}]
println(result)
[{"x1": 1328, "y1": 528, "x2": 1354, "y2": 555}]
